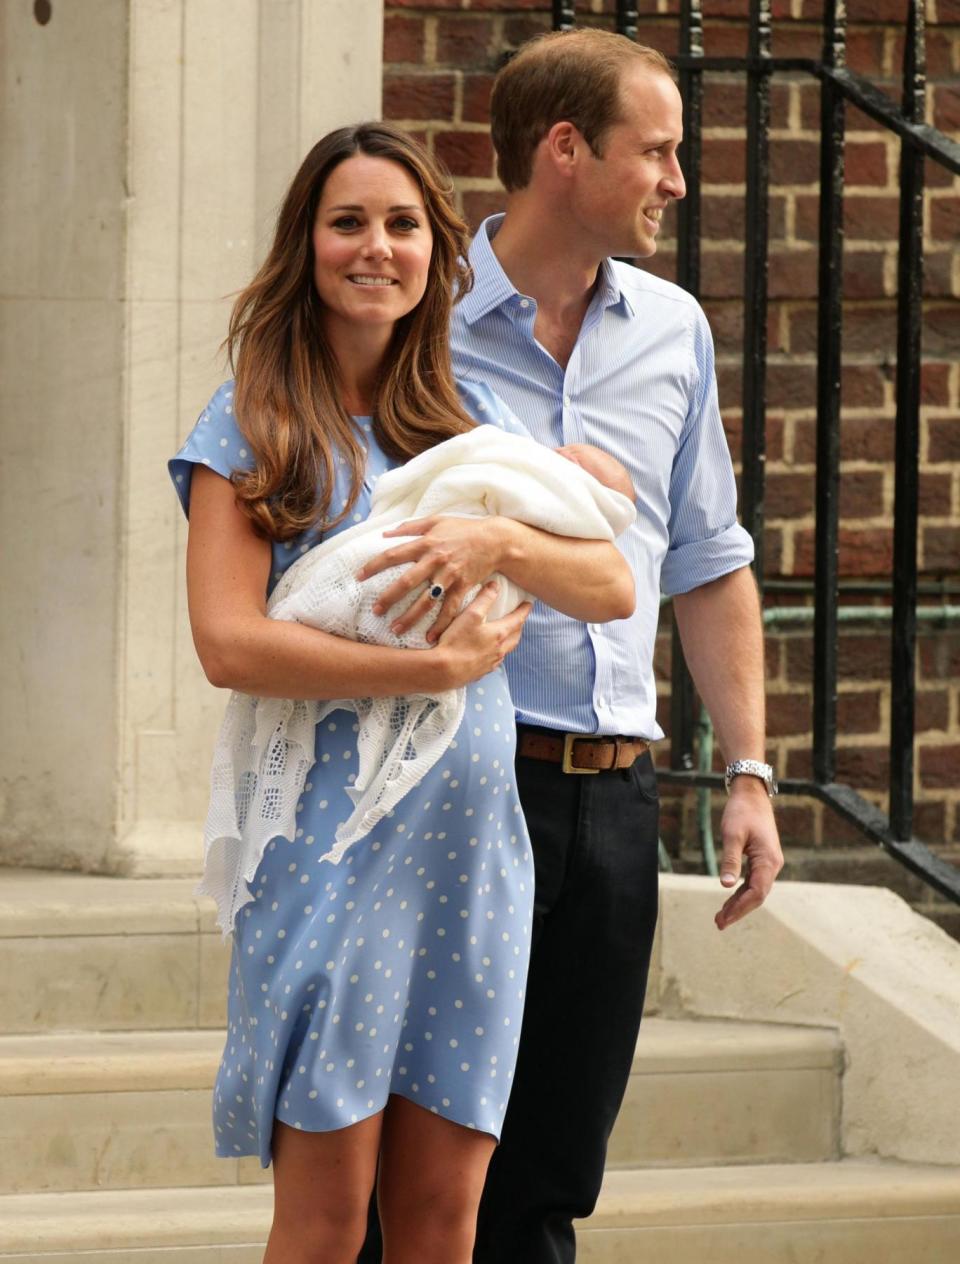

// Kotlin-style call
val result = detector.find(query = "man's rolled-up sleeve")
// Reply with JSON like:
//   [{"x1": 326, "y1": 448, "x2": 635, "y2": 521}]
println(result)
[{"x1": 660, "y1": 305, "x2": 755, "y2": 597}]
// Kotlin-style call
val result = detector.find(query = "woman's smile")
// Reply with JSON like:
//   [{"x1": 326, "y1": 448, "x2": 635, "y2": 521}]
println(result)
[{"x1": 346, "y1": 273, "x2": 399, "y2": 286}]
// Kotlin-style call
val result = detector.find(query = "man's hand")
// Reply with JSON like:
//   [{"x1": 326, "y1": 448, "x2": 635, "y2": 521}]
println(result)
[
  {"x1": 714, "y1": 776, "x2": 783, "y2": 931},
  {"x1": 672, "y1": 568, "x2": 783, "y2": 930},
  {"x1": 357, "y1": 516, "x2": 506, "y2": 642}
]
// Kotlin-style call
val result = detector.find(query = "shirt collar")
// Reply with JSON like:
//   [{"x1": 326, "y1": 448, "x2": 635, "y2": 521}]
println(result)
[{"x1": 459, "y1": 214, "x2": 635, "y2": 325}]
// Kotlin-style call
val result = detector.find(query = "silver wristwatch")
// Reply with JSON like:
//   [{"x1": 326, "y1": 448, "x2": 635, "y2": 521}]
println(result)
[{"x1": 724, "y1": 759, "x2": 778, "y2": 797}]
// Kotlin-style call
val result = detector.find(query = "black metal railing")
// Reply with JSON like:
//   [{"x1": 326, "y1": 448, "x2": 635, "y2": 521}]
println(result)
[{"x1": 551, "y1": 0, "x2": 960, "y2": 903}]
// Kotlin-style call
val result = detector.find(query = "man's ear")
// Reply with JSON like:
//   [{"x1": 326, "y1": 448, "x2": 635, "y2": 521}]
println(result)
[{"x1": 542, "y1": 121, "x2": 583, "y2": 177}]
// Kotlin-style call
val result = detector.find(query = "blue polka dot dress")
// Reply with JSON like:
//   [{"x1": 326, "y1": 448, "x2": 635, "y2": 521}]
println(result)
[{"x1": 169, "y1": 381, "x2": 535, "y2": 1166}]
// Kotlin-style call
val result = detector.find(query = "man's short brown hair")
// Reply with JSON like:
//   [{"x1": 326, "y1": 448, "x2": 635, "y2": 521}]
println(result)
[{"x1": 490, "y1": 29, "x2": 674, "y2": 192}]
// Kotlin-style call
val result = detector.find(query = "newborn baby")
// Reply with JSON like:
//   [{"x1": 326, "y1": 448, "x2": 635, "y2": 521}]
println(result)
[{"x1": 201, "y1": 426, "x2": 636, "y2": 937}]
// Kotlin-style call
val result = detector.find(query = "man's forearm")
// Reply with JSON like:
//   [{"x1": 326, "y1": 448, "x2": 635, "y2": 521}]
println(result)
[
  {"x1": 495, "y1": 518, "x2": 635, "y2": 623},
  {"x1": 673, "y1": 567, "x2": 783, "y2": 929},
  {"x1": 671, "y1": 566, "x2": 766, "y2": 762}
]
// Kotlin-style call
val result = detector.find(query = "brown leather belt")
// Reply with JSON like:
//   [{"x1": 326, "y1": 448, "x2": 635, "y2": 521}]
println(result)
[{"x1": 517, "y1": 726, "x2": 650, "y2": 775}]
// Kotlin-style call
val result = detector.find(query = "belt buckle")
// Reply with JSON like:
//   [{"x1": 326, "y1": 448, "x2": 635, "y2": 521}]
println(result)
[{"x1": 562, "y1": 732, "x2": 600, "y2": 775}]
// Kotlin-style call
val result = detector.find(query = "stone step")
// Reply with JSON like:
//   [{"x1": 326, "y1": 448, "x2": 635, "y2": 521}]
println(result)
[
  {"x1": 0, "y1": 870, "x2": 229, "y2": 1034},
  {"x1": 575, "y1": 1160, "x2": 960, "y2": 1263},
  {"x1": 0, "y1": 866, "x2": 662, "y2": 1034},
  {"x1": 914, "y1": 901, "x2": 960, "y2": 943},
  {"x1": 778, "y1": 846, "x2": 960, "y2": 914},
  {"x1": 2, "y1": 1161, "x2": 958, "y2": 1262},
  {"x1": 608, "y1": 1018, "x2": 842, "y2": 1168},
  {"x1": 0, "y1": 1031, "x2": 268, "y2": 1196},
  {"x1": 0, "y1": 1018, "x2": 840, "y2": 1195},
  {"x1": 0, "y1": 1184, "x2": 273, "y2": 1260}
]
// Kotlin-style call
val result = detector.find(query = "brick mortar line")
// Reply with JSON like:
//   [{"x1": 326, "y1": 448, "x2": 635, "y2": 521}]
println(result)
[
  {"x1": 423, "y1": 122, "x2": 493, "y2": 133},
  {"x1": 697, "y1": 128, "x2": 941, "y2": 142},
  {"x1": 424, "y1": 15, "x2": 440, "y2": 65}
]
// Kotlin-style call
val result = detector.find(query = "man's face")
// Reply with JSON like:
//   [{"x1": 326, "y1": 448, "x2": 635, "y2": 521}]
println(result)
[{"x1": 573, "y1": 67, "x2": 686, "y2": 259}]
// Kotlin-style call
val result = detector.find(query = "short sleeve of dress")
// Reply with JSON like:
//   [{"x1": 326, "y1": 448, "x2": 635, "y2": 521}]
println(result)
[
  {"x1": 168, "y1": 381, "x2": 256, "y2": 519},
  {"x1": 456, "y1": 378, "x2": 531, "y2": 439}
]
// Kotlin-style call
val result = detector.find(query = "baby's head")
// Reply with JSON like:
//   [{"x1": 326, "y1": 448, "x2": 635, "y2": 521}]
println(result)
[{"x1": 555, "y1": 443, "x2": 634, "y2": 500}]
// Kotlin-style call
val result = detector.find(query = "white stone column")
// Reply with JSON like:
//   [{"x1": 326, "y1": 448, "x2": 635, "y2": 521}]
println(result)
[{"x1": 0, "y1": 0, "x2": 383, "y2": 876}]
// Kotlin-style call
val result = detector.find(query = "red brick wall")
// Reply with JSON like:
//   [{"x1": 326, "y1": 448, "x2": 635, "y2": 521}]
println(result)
[{"x1": 383, "y1": 1, "x2": 960, "y2": 855}]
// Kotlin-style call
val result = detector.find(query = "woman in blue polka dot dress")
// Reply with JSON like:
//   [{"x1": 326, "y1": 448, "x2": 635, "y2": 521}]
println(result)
[{"x1": 170, "y1": 124, "x2": 634, "y2": 1264}]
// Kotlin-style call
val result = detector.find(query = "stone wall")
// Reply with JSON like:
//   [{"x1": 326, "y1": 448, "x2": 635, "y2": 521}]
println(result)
[{"x1": 0, "y1": 0, "x2": 384, "y2": 875}]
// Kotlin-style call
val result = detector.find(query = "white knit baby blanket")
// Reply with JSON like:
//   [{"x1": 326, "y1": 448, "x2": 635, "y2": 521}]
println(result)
[{"x1": 200, "y1": 426, "x2": 636, "y2": 937}]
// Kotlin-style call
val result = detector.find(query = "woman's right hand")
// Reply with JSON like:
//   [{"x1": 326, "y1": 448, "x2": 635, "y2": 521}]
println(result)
[{"x1": 435, "y1": 581, "x2": 532, "y2": 687}]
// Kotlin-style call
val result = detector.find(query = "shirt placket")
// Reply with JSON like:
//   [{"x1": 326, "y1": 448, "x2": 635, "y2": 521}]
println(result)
[
  {"x1": 512, "y1": 295, "x2": 565, "y2": 442},
  {"x1": 562, "y1": 320, "x2": 616, "y2": 734}
]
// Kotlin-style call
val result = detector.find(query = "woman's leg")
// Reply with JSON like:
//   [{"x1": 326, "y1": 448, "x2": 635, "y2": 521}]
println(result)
[
  {"x1": 377, "y1": 1094, "x2": 496, "y2": 1264},
  {"x1": 264, "y1": 1114, "x2": 383, "y2": 1264}
]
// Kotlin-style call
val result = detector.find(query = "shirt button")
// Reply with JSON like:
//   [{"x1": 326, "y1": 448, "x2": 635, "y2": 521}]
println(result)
[
  {"x1": 563, "y1": 394, "x2": 572, "y2": 406},
  {"x1": 589, "y1": 623, "x2": 600, "y2": 634},
  {"x1": 597, "y1": 697, "x2": 606, "y2": 709},
  {"x1": 519, "y1": 298, "x2": 531, "y2": 309}
]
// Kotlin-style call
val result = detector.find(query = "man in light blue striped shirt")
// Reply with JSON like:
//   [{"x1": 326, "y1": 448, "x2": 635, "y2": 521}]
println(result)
[{"x1": 452, "y1": 29, "x2": 783, "y2": 1264}]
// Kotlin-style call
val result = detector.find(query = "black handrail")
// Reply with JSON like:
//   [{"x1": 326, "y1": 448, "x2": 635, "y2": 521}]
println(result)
[
  {"x1": 813, "y1": 0, "x2": 845, "y2": 789},
  {"x1": 889, "y1": 0, "x2": 926, "y2": 842},
  {"x1": 740, "y1": 0, "x2": 772, "y2": 586},
  {"x1": 670, "y1": 0, "x2": 705, "y2": 775}
]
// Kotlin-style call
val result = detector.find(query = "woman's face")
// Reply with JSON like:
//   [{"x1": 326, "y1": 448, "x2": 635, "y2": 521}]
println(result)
[{"x1": 312, "y1": 153, "x2": 434, "y2": 338}]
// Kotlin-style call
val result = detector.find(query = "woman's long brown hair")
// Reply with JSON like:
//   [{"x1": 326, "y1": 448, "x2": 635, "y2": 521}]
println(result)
[{"x1": 226, "y1": 122, "x2": 475, "y2": 540}]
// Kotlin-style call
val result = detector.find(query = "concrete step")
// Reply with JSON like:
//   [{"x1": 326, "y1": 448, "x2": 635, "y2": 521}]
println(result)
[
  {"x1": 0, "y1": 1031, "x2": 269, "y2": 1195},
  {"x1": 2, "y1": 1161, "x2": 957, "y2": 1262},
  {"x1": 0, "y1": 1018, "x2": 841, "y2": 1195},
  {"x1": 0, "y1": 870, "x2": 229, "y2": 1034},
  {"x1": 0, "y1": 1184, "x2": 272, "y2": 1260},
  {"x1": 575, "y1": 1159, "x2": 960, "y2": 1263},
  {"x1": 608, "y1": 1018, "x2": 841, "y2": 1168},
  {"x1": 0, "y1": 866, "x2": 661, "y2": 1034},
  {"x1": 914, "y1": 901, "x2": 960, "y2": 943},
  {"x1": 777, "y1": 846, "x2": 960, "y2": 913}
]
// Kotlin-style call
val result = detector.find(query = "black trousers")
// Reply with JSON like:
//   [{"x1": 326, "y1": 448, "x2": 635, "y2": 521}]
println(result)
[{"x1": 358, "y1": 740, "x2": 661, "y2": 1264}]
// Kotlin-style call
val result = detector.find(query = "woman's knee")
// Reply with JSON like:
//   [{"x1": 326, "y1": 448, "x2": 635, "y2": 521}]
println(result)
[
  {"x1": 377, "y1": 1097, "x2": 495, "y2": 1259},
  {"x1": 382, "y1": 1190, "x2": 479, "y2": 1261},
  {"x1": 267, "y1": 1201, "x2": 370, "y2": 1264}
]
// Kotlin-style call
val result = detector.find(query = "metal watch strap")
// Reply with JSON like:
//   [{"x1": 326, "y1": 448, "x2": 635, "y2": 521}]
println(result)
[{"x1": 724, "y1": 759, "x2": 778, "y2": 797}]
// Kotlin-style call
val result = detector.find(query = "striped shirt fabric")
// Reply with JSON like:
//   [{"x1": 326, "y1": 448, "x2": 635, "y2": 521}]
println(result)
[{"x1": 450, "y1": 214, "x2": 755, "y2": 741}]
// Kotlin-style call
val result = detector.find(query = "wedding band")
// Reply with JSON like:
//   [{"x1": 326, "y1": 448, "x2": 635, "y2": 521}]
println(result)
[{"x1": 429, "y1": 583, "x2": 444, "y2": 601}]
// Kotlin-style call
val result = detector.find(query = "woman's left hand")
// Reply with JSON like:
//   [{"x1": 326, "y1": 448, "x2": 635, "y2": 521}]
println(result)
[{"x1": 357, "y1": 515, "x2": 508, "y2": 642}]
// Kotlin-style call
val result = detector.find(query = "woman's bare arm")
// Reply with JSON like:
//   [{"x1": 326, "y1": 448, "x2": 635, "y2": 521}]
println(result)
[{"x1": 186, "y1": 466, "x2": 530, "y2": 696}]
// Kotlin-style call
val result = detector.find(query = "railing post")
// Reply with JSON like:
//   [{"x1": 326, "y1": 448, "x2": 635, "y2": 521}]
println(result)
[
  {"x1": 677, "y1": 0, "x2": 703, "y2": 300},
  {"x1": 813, "y1": 0, "x2": 847, "y2": 786},
  {"x1": 889, "y1": 0, "x2": 926, "y2": 840},
  {"x1": 615, "y1": 1, "x2": 639, "y2": 41},
  {"x1": 552, "y1": 0, "x2": 576, "y2": 32},
  {"x1": 740, "y1": 0, "x2": 773, "y2": 588},
  {"x1": 671, "y1": 0, "x2": 705, "y2": 773}
]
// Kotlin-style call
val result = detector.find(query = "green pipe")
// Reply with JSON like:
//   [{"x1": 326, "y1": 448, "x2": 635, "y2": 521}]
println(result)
[
  {"x1": 764, "y1": 579, "x2": 960, "y2": 597},
  {"x1": 763, "y1": 604, "x2": 960, "y2": 627},
  {"x1": 688, "y1": 605, "x2": 960, "y2": 874},
  {"x1": 658, "y1": 601, "x2": 958, "y2": 875},
  {"x1": 697, "y1": 701, "x2": 719, "y2": 876}
]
